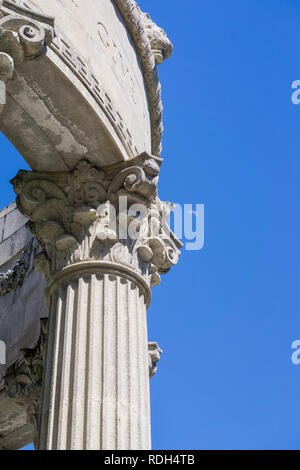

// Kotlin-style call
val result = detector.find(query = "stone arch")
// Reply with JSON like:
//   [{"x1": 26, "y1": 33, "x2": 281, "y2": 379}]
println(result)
[{"x1": 0, "y1": 0, "x2": 169, "y2": 173}]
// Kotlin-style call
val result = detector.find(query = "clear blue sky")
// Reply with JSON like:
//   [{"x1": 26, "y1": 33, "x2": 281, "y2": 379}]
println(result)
[{"x1": 9, "y1": 0, "x2": 300, "y2": 450}]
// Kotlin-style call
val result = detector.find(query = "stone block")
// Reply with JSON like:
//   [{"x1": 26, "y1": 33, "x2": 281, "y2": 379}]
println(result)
[{"x1": 3, "y1": 207, "x2": 27, "y2": 241}]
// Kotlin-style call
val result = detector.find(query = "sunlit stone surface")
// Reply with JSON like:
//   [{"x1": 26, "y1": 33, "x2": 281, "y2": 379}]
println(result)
[{"x1": 0, "y1": 0, "x2": 178, "y2": 450}]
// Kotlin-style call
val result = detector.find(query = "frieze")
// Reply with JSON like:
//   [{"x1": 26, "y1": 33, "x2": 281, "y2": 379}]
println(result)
[{"x1": 50, "y1": 28, "x2": 138, "y2": 158}]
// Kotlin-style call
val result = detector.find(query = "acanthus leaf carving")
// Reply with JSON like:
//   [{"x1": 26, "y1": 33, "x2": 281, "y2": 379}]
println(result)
[
  {"x1": 11, "y1": 154, "x2": 181, "y2": 292},
  {"x1": 107, "y1": 152, "x2": 162, "y2": 205}
]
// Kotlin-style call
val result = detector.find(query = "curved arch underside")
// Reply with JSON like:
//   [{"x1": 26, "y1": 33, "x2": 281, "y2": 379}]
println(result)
[
  {"x1": 0, "y1": 0, "x2": 166, "y2": 171},
  {"x1": 1, "y1": 53, "x2": 133, "y2": 171}
]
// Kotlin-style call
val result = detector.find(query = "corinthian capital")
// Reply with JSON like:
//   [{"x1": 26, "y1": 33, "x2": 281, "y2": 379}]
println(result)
[{"x1": 11, "y1": 154, "x2": 182, "y2": 296}]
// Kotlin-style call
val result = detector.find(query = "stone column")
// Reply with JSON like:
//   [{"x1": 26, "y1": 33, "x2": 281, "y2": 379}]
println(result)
[
  {"x1": 40, "y1": 269, "x2": 151, "y2": 450},
  {"x1": 11, "y1": 154, "x2": 181, "y2": 450}
]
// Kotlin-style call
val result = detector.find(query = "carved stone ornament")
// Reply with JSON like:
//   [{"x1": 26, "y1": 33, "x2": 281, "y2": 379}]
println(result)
[
  {"x1": 11, "y1": 154, "x2": 182, "y2": 303},
  {"x1": 121, "y1": 0, "x2": 173, "y2": 66},
  {"x1": 142, "y1": 11, "x2": 173, "y2": 65},
  {"x1": 0, "y1": 238, "x2": 35, "y2": 297},
  {"x1": 0, "y1": 319, "x2": 47, "y2": 446},
  {"x1": 148, "y1": 342, "x2": 163, "y2": 378},
  {"x1": 0, "y1": 0, "x2": 55, "y2": 63},
  {"x1": 0, "y1": 0, "x2": 171, "y2": 156},
  {"x1": 114, "y1": 0, "x2": 173, "y2": 156},
  {"x1": 0, "y1": 0, "x2": 54, "y2": 113}
]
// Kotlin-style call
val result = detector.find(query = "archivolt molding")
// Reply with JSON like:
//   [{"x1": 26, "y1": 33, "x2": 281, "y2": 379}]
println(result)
[{"x1": 113, "y1": 0, "x2": 173, "y2": 156}]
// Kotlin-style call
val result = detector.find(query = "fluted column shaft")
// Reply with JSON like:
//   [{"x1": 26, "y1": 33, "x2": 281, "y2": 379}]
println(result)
[{"x1": 38, "y1": 266, "x2": 151, "y2": 450}]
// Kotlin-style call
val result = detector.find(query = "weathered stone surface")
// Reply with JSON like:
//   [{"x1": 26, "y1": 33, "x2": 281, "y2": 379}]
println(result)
[
  {"x1": 0, "y1": 318, "x2": 46, "y2": 449},
  {"x1": 0, "y1": 202, "x2": 47, "y2": 450},
  {"x1": 0, "y1": 52, "x2": 14, "y2": 113},
  {"x1": 11, "y1": 152, "x2": 181, "y2": 449},
  {"x1": 3, "y1": 203, "x2": 26, "y2": 240},
  {"x1": 0, "y1": 0, "x2": 172, "y2": 172},
  {"x1": 0, "y1": 173, "x2": 176, "y2": 449},
  {"x1": 0, "y1": 0, "x2": 177, "y2": 451},
  {"x1": 0, "y1": 401, "x2": 34, "y2": 450}
]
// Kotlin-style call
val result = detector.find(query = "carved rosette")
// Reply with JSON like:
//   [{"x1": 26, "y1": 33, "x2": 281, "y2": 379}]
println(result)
[{"x1": 11, "y1": 153, "x2": 182, "y2": 302}]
